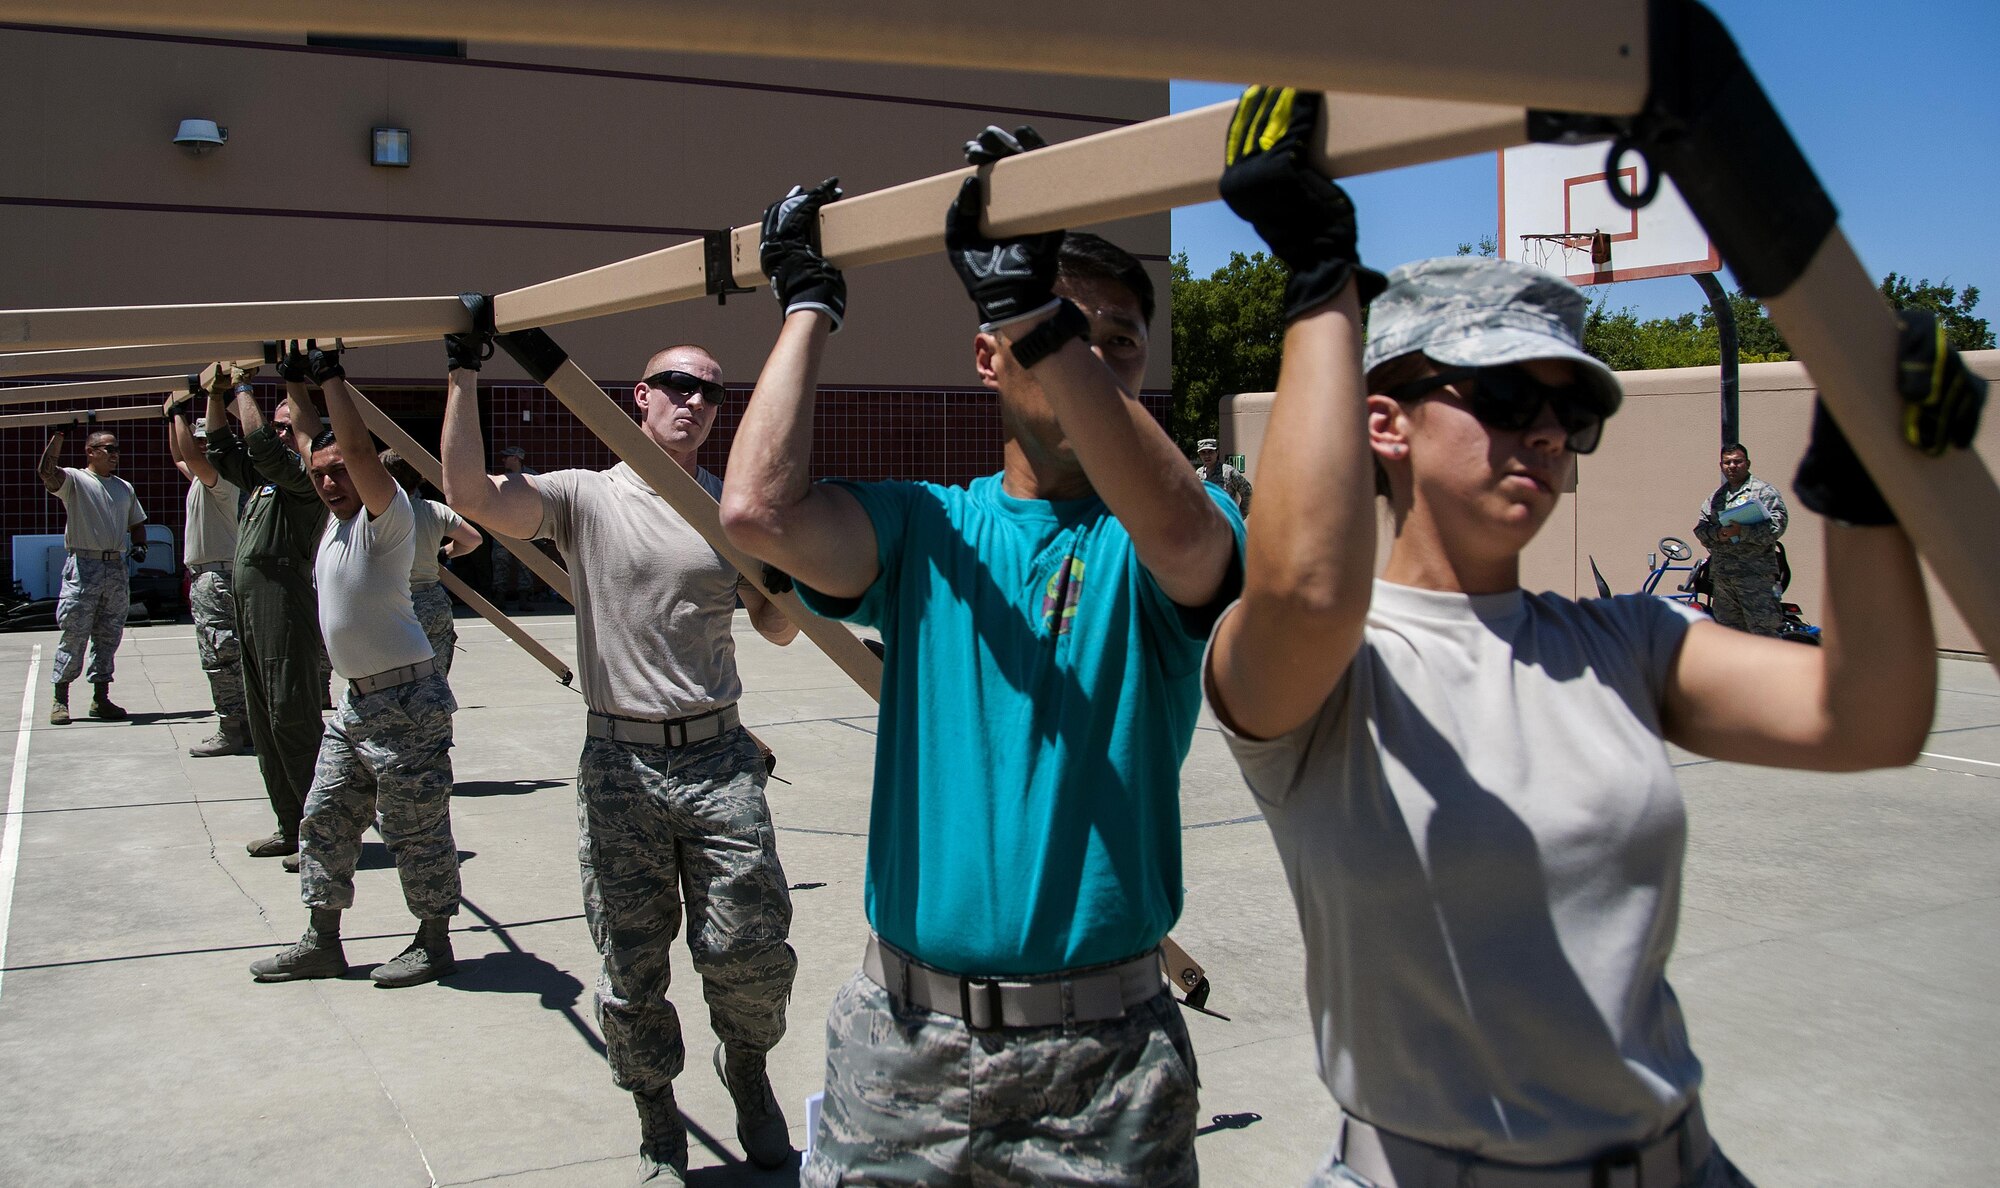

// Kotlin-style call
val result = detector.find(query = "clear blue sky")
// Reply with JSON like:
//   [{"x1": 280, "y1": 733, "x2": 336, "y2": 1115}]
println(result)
[{"x1": 1170, "y1": 0, "x2": 2000, "y2": 322}]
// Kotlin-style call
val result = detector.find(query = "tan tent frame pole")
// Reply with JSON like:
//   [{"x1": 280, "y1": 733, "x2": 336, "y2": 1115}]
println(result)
[
  {"x1": 343, "y1": 386, "x2": 579, "y2": 604},
  {"x1": 0, "y1": 96, "x2": 1527, "y2": 352},
  {"x1": 0, "y1": 1, "x2": 1650, "y2": 114},
  {"x1": 0, "y1": 403, "x2": 163, "y2": 430},
  {"x1": 518, "y1": 346, "x2": 884, "y2": 700},
  {"x1": 0, "y1": 336, "x2": 425, "y2": 380},
  {"x1": 435, "y1": 569, "x2": 574, "y2": 685},
  {"x1": 0, "y1": 375, "x2": 191, "y2": 408}
]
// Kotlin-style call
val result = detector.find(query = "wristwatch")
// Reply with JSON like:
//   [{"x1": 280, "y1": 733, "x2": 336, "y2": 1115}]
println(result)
[{"x1": 1008, "y1": 299, "x2": 1090, "y2": 370}]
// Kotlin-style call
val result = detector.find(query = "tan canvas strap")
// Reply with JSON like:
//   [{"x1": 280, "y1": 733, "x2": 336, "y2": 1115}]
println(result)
[
  {"x1": 68, "y1": 548, "x2": 123, "y2": 561},
  {"x1": 1335, "y1": 1102, "x2": 1710, "y2": 1188},
  {"x1": 188, "y1": 560, "x2": 231, "y2": 575},
  {"x1": 863, "y1": 933, "x2": 1163, "y2": 1031},
  {"x1": 586, "y1": 704, "x2": 740, "y2": 748},
  {"x1": 349, "y1": 656, "x2": 438, "y2": 696}
]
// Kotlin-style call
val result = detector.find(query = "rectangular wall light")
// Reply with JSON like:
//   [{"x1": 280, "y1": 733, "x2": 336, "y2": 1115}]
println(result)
[{"x1": 371, "y1": 127, "x2": 411, "y2": 167}]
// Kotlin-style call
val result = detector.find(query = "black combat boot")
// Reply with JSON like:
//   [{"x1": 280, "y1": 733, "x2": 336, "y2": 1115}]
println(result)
[
  {"x1": 713, "y1": 1043, "x2": 792, "y2": 1169},
  {"x1": 88, "y1": 681, "x2": 127, "y2": 721},
  {"x1": 250, "y1": 908, "x2": 346, "y2": 982},
  {"x1": 371, "y1": 918, "x2": 457, "y2": 988},
  {"x1": 633, "y1": 1085, "x2": 688, "y2": 1185},
  {"x1": 49, "y1": 683, "x2": 69, "y2": 726}
]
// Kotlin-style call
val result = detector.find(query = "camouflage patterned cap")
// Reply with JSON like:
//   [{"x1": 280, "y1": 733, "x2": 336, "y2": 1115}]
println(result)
[
  {"x1": 1196, "y1": 439, "x2": 1218, "y2": 451},
  {"x1": 1363, "y1": 257, "x2": 1623, "y2": 416}
]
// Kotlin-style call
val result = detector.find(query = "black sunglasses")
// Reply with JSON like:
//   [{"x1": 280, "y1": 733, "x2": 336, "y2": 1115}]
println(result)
[
  {"x1": 1384, "y1": 365, "x2": 1606, "y2": 454},
  {"x1": 89, "y1": 443, "x2": 121, "y2": 452},
  {"x1": 642, "y1": 369, "x2": 727, "y2": 403}
]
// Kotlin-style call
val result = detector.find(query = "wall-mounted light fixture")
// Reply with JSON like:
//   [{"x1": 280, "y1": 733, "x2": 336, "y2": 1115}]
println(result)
[
  {"x1": 371, "y1": 127, "x2": 411, "y2": 167},
  {"x1": 173, "y1": 119, "x2": 227, "y2": 155}
]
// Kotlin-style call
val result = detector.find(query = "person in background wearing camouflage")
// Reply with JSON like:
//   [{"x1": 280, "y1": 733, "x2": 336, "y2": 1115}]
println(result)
[
  {"x1": 1694, "y1": 442, "x2": 1789, "y2": 635},
  {"x1": 723, "y1": 132, "x2": 1243, "y2": 1187},
  {"x1": 1195, "y1": 437, "x2": 1253, "y2": 515},
  {"x1": 441, "y1": 318, "x2": 800, "y2": 1185},
  {"x1": 382, "y1": 450, "x2": 483, "y2": 678},
  {"x1": 165, "y1": 388, "x2": 250, "y2": 756},
  {"x1": 37, "y1": 425, "x2": 147, "y2": 725},
  {"x1": 250, "y1": 343, "x2": 462, "y2": 989},
  {"x1": 205, "y1": 363, "x2": 328, "y2": 862}
]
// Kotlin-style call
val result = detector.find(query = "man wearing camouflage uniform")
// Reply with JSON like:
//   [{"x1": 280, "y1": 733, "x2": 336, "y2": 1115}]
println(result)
[
  {"x1": 1195, "y1": 437, "x2": 1253, "y2": 515},
  {"x1": 205, "y1": 364, "x2": 328, "y2": 861},
  {"x1": 165, "y1": 390, "x2": 250, "y2": 756},
  {"x1": 250, "y1": 344, "x2": 462, "y2": 989},
  {"x1": 38, "y1": 427, "x2": 147, "y2": 725},
  {"x1": 1695, "y1": 441, "x2": 1789, "y2": 635},
  {"x1": 441, "y1": 320, "x2": 800, "y2": 1184},
  {"x1": 383, "y1": 450, "x2": 482, "y2": 678},
  {"x1": 723, "y1": 145, "x2": 1243, "y2": 1187}
]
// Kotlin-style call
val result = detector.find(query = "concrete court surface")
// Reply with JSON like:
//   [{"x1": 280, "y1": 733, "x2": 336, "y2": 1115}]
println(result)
[{"x1": 0, "y1": 612, "x2": 1995, "y2": 1187}]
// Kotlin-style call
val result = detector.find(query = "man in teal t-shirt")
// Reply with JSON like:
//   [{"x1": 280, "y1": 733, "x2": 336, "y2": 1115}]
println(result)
[{"x1": 723, "y1": 141, "x2": 1244, "y2": 1187}]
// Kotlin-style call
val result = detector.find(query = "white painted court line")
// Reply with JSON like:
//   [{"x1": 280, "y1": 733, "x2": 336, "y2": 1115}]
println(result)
[
  {"x1": 1918, "y1": 751, "x2": 2000, "y2": 770},
  {"x1": 0, "y1": 645, "x2": 43, "y2": 1002}
]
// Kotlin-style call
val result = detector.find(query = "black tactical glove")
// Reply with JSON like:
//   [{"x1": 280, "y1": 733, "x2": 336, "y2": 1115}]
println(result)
[
  {"x1": 305, "y1": 340, "x2": 344, "y2": 385},
  {"x1": 130, "y1": 542, "x2": 147, "y2": 564},
  {"x1": 759, "y1": 178, "x2": 846, "y2": 330},
  {"x1": 964, "y1": 124, "x2": 1046, "y2": 165},
  {"x1": 1793, "y1": 400, "x2": 1896, "y2": 526},
  {"x1": 274, "y1": 340, "x2": 312, "y2": 384},
  {"x1": 945, "y1": 175, "x2": 1063, "y2": 329},
  {"x1": 1219, "y1": 87, "x2": 1385, "y2": 322},
  {"x1": 1897, "y1": 310, "x2": 1987, "y2": 456},
  {"x1": 445, "y1": 292, "x2": 497, "y2": 371}
]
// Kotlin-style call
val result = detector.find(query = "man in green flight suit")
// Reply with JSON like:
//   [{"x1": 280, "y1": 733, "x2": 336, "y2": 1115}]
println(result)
[{"x1": 204, "y1": 359, "x2": 329, "y2": 863}]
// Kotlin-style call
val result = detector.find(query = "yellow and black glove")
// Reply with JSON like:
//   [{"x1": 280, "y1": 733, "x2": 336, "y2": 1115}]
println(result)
[
  {"x1": 1897, "y1": 311, "x2": 1987, "y2": 456},
  {"x1": 1219, "y1": 87, "x2": 1384, "y2": 322}
]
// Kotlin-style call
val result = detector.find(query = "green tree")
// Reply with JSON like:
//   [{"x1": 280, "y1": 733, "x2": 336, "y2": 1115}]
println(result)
[
  {"x1": 1878, "y1": 273, "x2": 1994, "y2": 350},
  {"x1": 1168, "y1": 249, "x2": 1287, "y2": 449},
  {"x1": 1584, "y1": 288, "x2": 1793, "y2": 370}
]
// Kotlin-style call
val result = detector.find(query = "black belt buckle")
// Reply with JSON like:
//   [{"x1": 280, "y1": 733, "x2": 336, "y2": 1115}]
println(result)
[
  {"x1": 1591, "y1": 1147, "x2": 1642, "y2": 1188},
  {"x1": 960, "y1": 977, "x2": 1001, "y2": 1030}
]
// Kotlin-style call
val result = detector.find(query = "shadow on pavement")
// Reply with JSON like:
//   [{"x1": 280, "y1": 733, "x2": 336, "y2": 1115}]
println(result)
[
  {"x1": 126, "y1": 710, "x2": 218, "y2": 725},
  {"x1": 455, "y1": 778, "x2": 569, "y2": 797}
]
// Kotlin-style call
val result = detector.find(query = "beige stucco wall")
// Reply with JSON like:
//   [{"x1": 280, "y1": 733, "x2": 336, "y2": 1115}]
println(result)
[
  {"x1": 0, "y1": 26, "x2": 1167, "y2": 389},
  {"x1": 1222, "y1": 349, "x2": 2000, "y2": 656}
]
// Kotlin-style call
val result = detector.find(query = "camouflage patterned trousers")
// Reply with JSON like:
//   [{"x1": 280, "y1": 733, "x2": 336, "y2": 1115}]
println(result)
[
  {"x1": 412, "y1": 582, "x2": 457, "y2": 678},
  {"x1": 190, "y1": 565, "x2": 245, "y2": 725},
  {"x1": 52, "y1": 553, "x2": 127, "y2": 686},
  {"x1": 801, "y1": 969, "x2": 1201, "y2": 1187},
  {"x1": 576, "y1": 727, "x2": 796, "y2": 1096},
  {"x1": 1708, "y1": 561, "x2": 1783, "y2": 636},
  {"x1": 299, "y1": 671, "x2": 461, "y2": 919}
]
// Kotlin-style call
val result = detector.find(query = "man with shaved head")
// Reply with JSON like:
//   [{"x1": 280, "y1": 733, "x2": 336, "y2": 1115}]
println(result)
[
  {"x1": 442, "y1": 328, "x2": 800, "y2": 1184},
  {"x1": 37, "y1": 425, "x2": 147, "y2": 724}
]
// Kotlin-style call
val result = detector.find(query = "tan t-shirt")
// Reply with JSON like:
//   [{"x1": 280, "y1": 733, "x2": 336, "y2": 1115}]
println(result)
[
  {"x1": 1217, "y1": 581, "x2": 1705, "y2": 1164},
  {"x1": 534, "y1": 462, "x2": 740, "y2": 720},
  {"x1": 57, "y1": 467, "x2": 144, "y2": 553},
  {"x1": 316, "y1": 486, "x2": 432, "y2": 680},
  {"x1": 183, "y1": 475, "x2": 241, "y2": 566},
  {"x1": 409, "y1": 497, "x2": 466, "y2": 587}
]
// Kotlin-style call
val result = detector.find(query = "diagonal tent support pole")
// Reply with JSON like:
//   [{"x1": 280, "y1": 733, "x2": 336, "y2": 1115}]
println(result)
[
  {"x1": 436, "y1": 569, "x2": 573, "y2": 685},
  {"x1": 0, "y1": 374, "x2": 190, "y2": 408},
  {"x1": 344, "y1": 386, "x2": 578, "y2": 604},
  {"x1": 497, "y1": 328, "x2": 884, "y2": 701},
  {"x1": 1528, "y1": 0, "x2": 2000, "y2": 665}
]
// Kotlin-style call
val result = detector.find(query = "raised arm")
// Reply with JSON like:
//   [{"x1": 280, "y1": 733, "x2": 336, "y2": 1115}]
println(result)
[
  {"x1": 1666, "y1": 405, "x2": 1935, "y2": 769},
  {"x1": 439, "y1": 330, "x2": 544, "y2": 540},
  {"x1": 1202, "y1": 88, "x2": 1378, "y2": 741},
  {"x1": 166, "y1": 385, "x2": 222, "y2": 486},
  {"x1": 720, "y1": 178, "x2": 881, "y2": 599},
  {"x1": 309, "y1": 345, "x2": 396, "y2": 517},
  {"x1": 38, "y1": 430, "x2": 66, "y2": 494}
]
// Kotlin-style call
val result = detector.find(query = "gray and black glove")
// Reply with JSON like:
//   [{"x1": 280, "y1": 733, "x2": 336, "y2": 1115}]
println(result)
[
  {"x1": 130, "y1": 542, "x2": 147, "y2": 564},
  {"x1": 946, "y1": 122, "x2": 1064, "y2": 329},
  {"x1": 274, "y1": 340, "x2": 312, "y2": 384},
  {"x1": 305, "y1": 340, "x2": 344, "y2": 385},
  {"x1": 759, "y1": 178, "x2": 846, "y2": 331},
  {"x1": 1793, "y1": 401, "x2": 1895, "y2": 526},
  {"x1": 1219, "y1": 87, "x2": 1385, "y2": 322}
]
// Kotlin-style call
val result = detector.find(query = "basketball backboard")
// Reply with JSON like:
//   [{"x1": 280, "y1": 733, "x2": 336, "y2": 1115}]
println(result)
[{"x1": 1498, "y1": 142, "x2": 1720, "y2": 284}]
